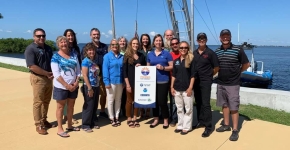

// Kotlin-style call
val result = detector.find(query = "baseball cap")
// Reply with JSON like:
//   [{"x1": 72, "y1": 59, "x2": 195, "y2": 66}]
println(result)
[
  {"x1": 197, "y1": 32, "x2": 207, "y2": 40},
  {"x1": 220, "y1": 29, "x2": 231, "y2": 36}
]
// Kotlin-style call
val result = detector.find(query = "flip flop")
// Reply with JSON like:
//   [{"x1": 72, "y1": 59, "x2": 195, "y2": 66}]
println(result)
[
  {"x1": 133, "y1": 121, "x2": 140, "y2": 128},
  {"x1": 57, "y1": 132, "x2": 70, "y2": 138},
  {"x1": 127, "y1": 121, "x2": 135, "y2": 128},
  {"x1": 66, "y1": 127, "x2": 80, "y2": 131}
]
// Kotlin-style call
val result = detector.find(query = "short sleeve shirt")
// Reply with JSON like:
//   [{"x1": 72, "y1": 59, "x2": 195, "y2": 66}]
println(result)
[
  {"x1": 82, "y1": 57, "x2": 100, "y2": 87},
  {"x1": 147, "y1": 49, "x2": 173, "y2": 82},
  {"x1": 24, "y1": 43, "x2": 53, "y2": 73}
]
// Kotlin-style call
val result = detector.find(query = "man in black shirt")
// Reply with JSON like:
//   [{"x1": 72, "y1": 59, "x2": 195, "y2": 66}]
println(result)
[
  {"x1": 24, "y1": 28, "x2": 54, "y2": 135},
  {"x1": 192, "y1": 33, "x2": 219, "y2": 137},
  {"x1": 215, "y1": 29, "x2": 250, "y2": 141}
]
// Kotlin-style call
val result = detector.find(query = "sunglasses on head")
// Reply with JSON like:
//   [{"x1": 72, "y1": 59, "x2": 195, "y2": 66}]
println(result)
[
  {"x1": 35, "y1": 35, "x2": 46, "y2": 38},
  {"x1": 111, "y1": 44, "x2": 118, "y2": 46},
  {"x1": 179, "y1": 47, "x2": 189, "y2": 50}
]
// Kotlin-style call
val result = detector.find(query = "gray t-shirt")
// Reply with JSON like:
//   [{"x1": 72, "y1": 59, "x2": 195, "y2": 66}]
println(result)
[{"x1": 24, "y1": 42, "x2": 53, "y2": 74}]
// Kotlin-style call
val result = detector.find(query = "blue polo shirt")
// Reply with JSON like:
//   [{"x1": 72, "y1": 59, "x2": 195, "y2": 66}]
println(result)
[{"x1": 147, "y1": 49, "x2": 173, "y2": 83}]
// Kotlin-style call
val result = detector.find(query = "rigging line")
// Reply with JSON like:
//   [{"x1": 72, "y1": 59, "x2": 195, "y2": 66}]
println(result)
[
  {"x1": 175, "y1": 0, "x2": 189, "y2": 40},
  {"x1": 135, "y1": 0, "x2": 138, "y2": 21},
  {"x1": 204, "y1": 0, "x2": 218, "y2": 42},
  {"x1": 194, "y1": 4, "x2": 219, "y2": 44},
  {"x1": 162, "y1": 0, "x2": 170, "y2": 29}
]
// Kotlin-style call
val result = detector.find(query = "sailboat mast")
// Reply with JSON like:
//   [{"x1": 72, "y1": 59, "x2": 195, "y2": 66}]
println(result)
[
  {"x1": 190, "y1": 0, "x2": 195, "y2": 50},
  {"x1": 238, "y1": 23, "x2": 240, "y2": 44},
  {"x1": 110, "y1": 0, "x2": 116, "y2": 39}
]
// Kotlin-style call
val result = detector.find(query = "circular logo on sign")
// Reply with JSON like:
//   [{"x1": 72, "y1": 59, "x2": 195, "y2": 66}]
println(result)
[
  {"x1": 143, "y1": 88, "x2": 147, "y2": 92},
  {"x1": 141, "y1": 67, "x2": 150, "y2": 76},
  {"x1": 140, "y1": 83, "x2": 143, "y2": 87}
]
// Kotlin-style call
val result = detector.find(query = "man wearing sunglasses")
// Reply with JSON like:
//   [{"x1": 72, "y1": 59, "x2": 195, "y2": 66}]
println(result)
[
  {"x1": 24, "y1": 28, "x2": 54, "y2": 135},
  {"x1": 169, "y1": 38, "x2": 181, "y2": 127},
  {"x1": 215, "y1": 29, "x2": 250, "y2": 141},
  {"x1": 192, "y1": 32, "x2": 219, "y2": 137}
]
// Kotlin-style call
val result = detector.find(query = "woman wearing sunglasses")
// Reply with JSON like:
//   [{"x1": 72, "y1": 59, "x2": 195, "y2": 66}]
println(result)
[{"x1": 171, "y1": 41, "x2": 195, "y2": 135}]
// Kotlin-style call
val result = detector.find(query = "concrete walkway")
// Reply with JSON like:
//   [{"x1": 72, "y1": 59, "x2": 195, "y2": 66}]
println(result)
[{"x1": 0, "y1": 67, "x2": 289, "y2": 150}]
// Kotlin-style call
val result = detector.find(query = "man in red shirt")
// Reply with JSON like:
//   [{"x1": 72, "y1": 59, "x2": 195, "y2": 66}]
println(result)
[{"x1": 169, "y1": 38, "x2": 181, "y2": 127}]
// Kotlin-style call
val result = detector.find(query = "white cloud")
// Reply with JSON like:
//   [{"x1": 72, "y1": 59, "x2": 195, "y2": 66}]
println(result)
[
  {"x1": 149, "y1": 31, "x2": 157, "y2": 36},
  {"x1": 0, "y1": 29, "x2": 2, "y2": 32},
  {"x1": 6, "y1": 30, "x2": 12, "y2": 33},
  {"x1": 108, "y1": 30, "x2": 113, "y2": 35},
  {"x1": 101, "y1": 32, "x2": 105, "y2": 35},
  {"x1": 124, "y1": 34, "x2": 128, "y2": 37},
  {"x1": 25, "y1": 30, "x2": 31, "y2": 33},
  {"x1": 83, "y1": 32, "x2": 88, "y2": 35}
]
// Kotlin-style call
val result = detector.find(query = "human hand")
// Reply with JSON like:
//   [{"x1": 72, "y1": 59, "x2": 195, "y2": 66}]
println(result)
[
  {"x1": 186, "y1": 88, "x2": 192, "y2": 97},
  {"x1": 171, "y1": 88, "x2": 176, "y2": 96},
  {"x1": 105, "y1": 85, "x2": 111, "y2": 89},
  {"x1": 126, "y1": 87, "x2": 132, "y2": 93},
  {"x1": 88, "y1": 89, "x2": 94, "y2": 97},
  {"x1": 135, "y1": 63, "x2": 141, "y2": 67}
]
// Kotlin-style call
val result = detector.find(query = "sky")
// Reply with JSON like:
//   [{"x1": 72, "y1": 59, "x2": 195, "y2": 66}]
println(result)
[{"x1": 0, "y1": 0, "x2": 290, "y2": 46}]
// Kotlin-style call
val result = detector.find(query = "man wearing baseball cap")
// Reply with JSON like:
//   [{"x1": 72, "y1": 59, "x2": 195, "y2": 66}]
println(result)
[
  {"x1": 192, "y1": 32, "x2": 219, "y2": 137},
  {"x1": 215, "y1": 29, "x2": 250, "y2": 141}
]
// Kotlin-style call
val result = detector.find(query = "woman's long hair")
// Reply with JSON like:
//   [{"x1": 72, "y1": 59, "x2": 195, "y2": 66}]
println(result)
[
  {"x1": 140, "y1": 34, "x2": 152, "y2": 50},
  {"x1": 63, "y1": 29, "x2": 81, "y2": 64},
  {"x1": 179, "y1": 41, "x2": 194, "y2": 68},
  {"x1": 124, "y1": 37, "x2": 139, "y2": 64}
]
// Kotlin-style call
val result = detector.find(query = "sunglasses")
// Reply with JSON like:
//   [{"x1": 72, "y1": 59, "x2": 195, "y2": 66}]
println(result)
[
  {"x1": 179, "y1": 47, "x2": 189, "y2": 50},
  {"x1": 111, "y1": 44, "x2": 118, "y2": 46},
  {"x1": 171, "y1": 42, "x2": 179, "y2": 46},
  {"x1": 198, "y1": 38, "x2": 206, "y2": 41},
  {"x1": 35, "y1": 35, "x2": 46, "y2": 38}
]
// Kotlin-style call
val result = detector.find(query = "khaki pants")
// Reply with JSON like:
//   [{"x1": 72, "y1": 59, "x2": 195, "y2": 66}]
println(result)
[
  {"x1": 30, "y1": 74, "x2": 53, "y2": 126},
  {"x1": 175, "y1": 91, "x2": 194, "y2": 131}
]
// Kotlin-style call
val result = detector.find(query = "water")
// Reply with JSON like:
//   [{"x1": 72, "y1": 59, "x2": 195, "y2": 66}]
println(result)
[{"x1": 1, "y1": 44, "x2": 290, "y2": 91}]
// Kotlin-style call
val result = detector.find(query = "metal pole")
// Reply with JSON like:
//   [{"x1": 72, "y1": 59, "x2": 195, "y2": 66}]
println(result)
[
  {"x1": 190, "y1": 0, "x2": 195, "y2": 50},
  {"x1": 110, "y1": 0, "x2": 116, "y2": 39}
]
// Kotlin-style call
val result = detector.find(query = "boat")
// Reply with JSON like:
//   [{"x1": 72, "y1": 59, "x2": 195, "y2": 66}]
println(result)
[{"x1": 240, "y1": 46, "x2": 273, "y2": 88}]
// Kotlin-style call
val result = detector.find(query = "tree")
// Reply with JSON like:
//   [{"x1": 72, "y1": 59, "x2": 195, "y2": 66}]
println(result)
[{"x1": 0, "y1": 13, "x2": 3, "y2": 19}]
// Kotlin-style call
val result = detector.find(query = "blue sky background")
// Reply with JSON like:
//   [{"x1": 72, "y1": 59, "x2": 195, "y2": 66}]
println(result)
[{"x1": 0, "y1": 0, "x2": 289, "y2": 46}]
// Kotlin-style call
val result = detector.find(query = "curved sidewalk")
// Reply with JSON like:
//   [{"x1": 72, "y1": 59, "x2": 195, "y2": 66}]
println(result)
[{"x1": 0, "y1": 67, "x2": 288, "y2": 150}]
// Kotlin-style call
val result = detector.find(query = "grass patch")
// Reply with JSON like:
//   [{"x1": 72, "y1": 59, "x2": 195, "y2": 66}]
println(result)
[
  {"x1": 0, "y1": 62, "x2": 29, "y2": 72},
  {"x1": 210, "y1": 99, "x2": 290, "y2": 126}
]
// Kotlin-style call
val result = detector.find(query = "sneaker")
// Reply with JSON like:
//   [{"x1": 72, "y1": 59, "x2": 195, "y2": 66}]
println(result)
[
  {"x1": 216, "y1": 125, "x2": 231, "y2": 132},
  {"x1": 99, "y1": 112, "x2": 109, "y2": 118},
  {"x1": 36, "y1": 125, "x2": 48, "y2": 135},
  {"x1": 229, "y1": 130, "x2": 239, "y2": 141}
]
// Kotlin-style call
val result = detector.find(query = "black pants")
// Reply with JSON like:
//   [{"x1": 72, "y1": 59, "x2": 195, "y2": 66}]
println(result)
[
  {"x1": 120, "y1": 88, "x2": 127, "y2": 117},
  {"x1": 194, "y1": 80, "x2": 212, "y2": 130},
  {"x1": 153, "y1": 83, "x2": 169, "y2": 119},
  {"x1": 82, "y1": 85, "x2": 100, "y2": 129}
]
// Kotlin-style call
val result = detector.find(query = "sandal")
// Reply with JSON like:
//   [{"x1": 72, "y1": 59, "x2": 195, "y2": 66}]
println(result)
[
  {"x1": 111, "y1": 120, "x2": 118, "y2": 127},
  {"x1": 66, "y1": 127, "x2": 80, "y2": 131},
  {"x1": 57, "y1": 132, "x2": 70, "y2": 138},
  {"x1": 133, "y1": 121, "x2": 140, "y2": 128},
  {"x1": 82, "y1": 128, "x2": 93, "y2": 133},
  {"x1": 127, "y1": 121, "x2": 135, "y2": 128},
  {"x1": 115, "y1": 119, "x2": 121, "y2": 126}
]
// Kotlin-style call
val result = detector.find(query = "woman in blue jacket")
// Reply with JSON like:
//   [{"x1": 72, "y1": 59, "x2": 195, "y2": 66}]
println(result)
[{"x1": 102, "y1": 39, "x2": 124, "y2": 127}]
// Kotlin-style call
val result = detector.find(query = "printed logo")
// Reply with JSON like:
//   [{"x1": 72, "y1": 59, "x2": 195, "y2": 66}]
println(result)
[
  {"x1": 140, "y1": 94, "x2": 150, "y2": 96},
  {"x1": 141, "y1": 67, "x2": 150, "y2": 76},
  {"x1": 175, "y1": 61, "x2": 180, "y2": 65},
  {"x1": 140, "y1": 83, "x2": 143, "y2": 87},
  {"x1": 143, "y1": 88, "x2": 147, "y2": 92},
  {"x1": 203, "y1": 54, "x2": 208, "y2": 59},
  {"x1": 38, "y1": 49, "x2": 44, "y2": 55},
  {"x1": 148, "y1": 98, "x2": 151, "y2": 102}
]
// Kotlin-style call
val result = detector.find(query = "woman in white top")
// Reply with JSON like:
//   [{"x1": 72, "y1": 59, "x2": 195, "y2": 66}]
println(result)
[{"x1": 51, "y1": 36, "x2": 81, "y2": 138}]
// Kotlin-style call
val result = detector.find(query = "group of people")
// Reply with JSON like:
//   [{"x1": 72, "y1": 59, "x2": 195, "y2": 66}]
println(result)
[{"x1": 24, "y1": 27, "x2": 249, "y2": 141}]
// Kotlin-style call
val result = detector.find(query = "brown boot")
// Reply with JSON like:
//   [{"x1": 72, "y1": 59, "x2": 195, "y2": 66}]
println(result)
[{"x1": 36, "y1": 125, "x2": 48, "y2": 135}]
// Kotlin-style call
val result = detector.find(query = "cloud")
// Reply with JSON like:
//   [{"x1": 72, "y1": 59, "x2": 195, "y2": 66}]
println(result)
[
  {"x1": 108, "y1": 30, "x2": 113, "y2": 35},
  {"x1": 25, "y1": 30, "x2": 31, "y2": 33},
  {"x1": 149, "y1": 31, "x2": 157, "y2": 36},
  {"x1": 6, "y1": 30, "x2": 12, "y2": 33},
  {"x1": 101, "y1": 32, "x2": 105, "y2": 35},
  {"x1": 83, "y1": 32, "x2": 88, "y2": 35},
  {"x1": 0, "y1": 29, "x2": 2, "y2": 32},
  {"x1": 124, "y1": 34, "x2": 128, "y2": 37}
]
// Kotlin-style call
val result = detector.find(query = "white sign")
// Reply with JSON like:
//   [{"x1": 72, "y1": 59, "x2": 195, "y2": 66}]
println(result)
[{"x1": 134, "y1": 66, "x2": 156, "y2": 108}]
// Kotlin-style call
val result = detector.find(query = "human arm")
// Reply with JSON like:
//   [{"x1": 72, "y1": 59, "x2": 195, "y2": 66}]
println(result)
[
  {"x1": 50, "y1": 61, "x2": 74, "y2": 91},
  {"x1": 123, "y1": 59, "x2": 131, "y2": 93},
  {"x1": 102, "y1": 54, "x2": 111, "y2": 88},
  {"x1": 171, "y1": 63, "x2": 177, "y2": 96},
  {"x1": 239, "y1": 48, "x2": 250, "y2": 72},
  {"x1": 82, "y1": 61, "x2": 94, "y2": 97}
]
